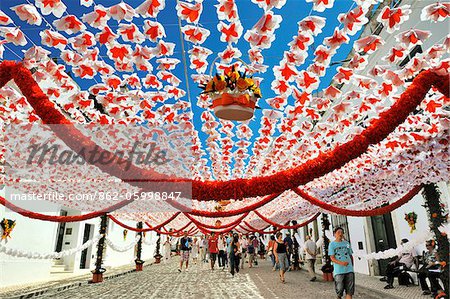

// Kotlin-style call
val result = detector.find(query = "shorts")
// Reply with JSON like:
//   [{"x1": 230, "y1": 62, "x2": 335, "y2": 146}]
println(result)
[
  {"x1": 277, "y1": 253, "x2": 289, "y2": 272},
  {"x1": 334, "y1": 272, "x2": 355, "y2": 297},
  {"x1": 210, "y1": 252, "x2": 217, "y2": 262},
  {"x1": 180, "y1": 250, "x2": 190, "y2": 262}
]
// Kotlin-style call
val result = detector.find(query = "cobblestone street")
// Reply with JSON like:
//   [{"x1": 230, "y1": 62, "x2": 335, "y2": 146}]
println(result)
[{"x1": 21, "y1": 258, "x2": 396, "y2": 299}]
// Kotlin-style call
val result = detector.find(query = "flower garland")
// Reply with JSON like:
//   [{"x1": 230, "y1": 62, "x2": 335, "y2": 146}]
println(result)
[
  {"x1": 183, "y1": 212, "x2": 249, "y2": 229},
  {"x1": 292, "y1": 186, "x2": 423, "y2": 217},
  {"x1": 239, "y1": 212, "x2": 320, "y2": 234},
  {"x1": 0, "y1": 62, "x2": 448, "y2": 201},
  {"x1": 253, "y1": 210, "x2": 321, "y2": 229},
  {"x1": 0, "y1": 195, "x2": 132, "y2": 222},
  {"x1": 168, "y1": 192, "x2": 282, "y2": 217}
]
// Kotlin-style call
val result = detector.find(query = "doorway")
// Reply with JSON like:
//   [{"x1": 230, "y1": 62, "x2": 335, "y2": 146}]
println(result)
[
  {"x1": 54, "y1": 210, "x2": 68, "y2": 252},
  {"x1": 370, "y1": 213, "x2": 397, "y2": 275},
  {"x1": 80, "y1": 224, "x2": 94, "y2": 269}
]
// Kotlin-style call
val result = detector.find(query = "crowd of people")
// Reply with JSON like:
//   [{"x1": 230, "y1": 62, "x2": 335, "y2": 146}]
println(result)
[{"x1": 161, "y1": 228, "x2": 446, "y2": 299}]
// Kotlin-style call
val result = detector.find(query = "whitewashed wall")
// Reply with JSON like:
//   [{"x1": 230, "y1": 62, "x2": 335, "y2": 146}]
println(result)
[
  {"x1": 347, "y1": 217, "x2": 370, "y2": 275},
  {"x1": 0, "y1": 188, "x2": 59, "y2": 287},
  {"x1": 0, "y1": 186, "x2": 157, "y2": 288}
]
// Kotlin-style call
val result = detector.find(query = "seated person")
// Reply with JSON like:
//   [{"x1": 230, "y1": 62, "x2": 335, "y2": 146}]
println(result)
[
  {"x1": 418, "y1": 239, "x2": 443, "y2": 296},
  {"x1": 384, "y1": 238, "x2": 418, "y2": 289}
]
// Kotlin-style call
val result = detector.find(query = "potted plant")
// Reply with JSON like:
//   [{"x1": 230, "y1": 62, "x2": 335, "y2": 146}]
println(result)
[
  {"x1": 135, "y1": 259, "x2": 145, "y2": 271},
  {"x1": 91, "y1": 267, "x2": 106, "y2": 283},
  {"x1": 321, "y1": 263, "x2": 334, "y2": 281}
]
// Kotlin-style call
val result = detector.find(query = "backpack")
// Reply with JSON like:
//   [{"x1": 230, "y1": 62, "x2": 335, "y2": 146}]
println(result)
[{"x1": 398, "y1": 271, "x2": 414, "y2": 286}]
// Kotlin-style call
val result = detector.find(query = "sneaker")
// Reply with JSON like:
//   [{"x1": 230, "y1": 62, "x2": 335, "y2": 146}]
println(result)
[
  {"x1": 177, "y1": 268, "x2": 181, "y2": 273},
  {"x1": 422, "y1": 290, "x2": 431, "y2": 295},
  {"x1": 185, "y1": 269, "x2": 189, "y2": 272},
  {"x1": 384, "y1": 285, "x2": 394, "y2": 289},
  {"x1": 310, "y1": 277, "x2": 317, "y2": 282},
  {"x1": 379, "y1": 277, "x2": 387, "y2": 282}
]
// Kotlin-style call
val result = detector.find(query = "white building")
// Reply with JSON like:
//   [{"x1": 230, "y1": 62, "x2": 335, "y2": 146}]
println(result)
[
  {"x1": 296, "y1": 0, "x2": 450, "y2": 277},
  {"x1": 0, "y1": 187, "x2": 158, "y2": 289}
]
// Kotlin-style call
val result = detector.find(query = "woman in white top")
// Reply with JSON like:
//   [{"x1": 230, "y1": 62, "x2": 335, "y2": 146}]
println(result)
[
  {"x1": 191, "y1": 237, "x2": 199, "y2": 264},
  {"x1": 164, "y1": 237, "x2": 171, "y2": 261}
]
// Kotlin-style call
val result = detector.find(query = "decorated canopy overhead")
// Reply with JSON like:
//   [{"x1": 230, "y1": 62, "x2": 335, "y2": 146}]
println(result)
[{"x1": 0, "y1": 0, "x2": 449, "y2": 232}]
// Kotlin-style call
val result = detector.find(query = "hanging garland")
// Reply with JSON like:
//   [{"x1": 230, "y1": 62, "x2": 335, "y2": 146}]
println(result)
[
  {"x1": 107, "y1": 213, "x2": 181, "y2": 232},
  {"x1": 253, "y1": 210, "x2": 321, "y2": 229},
  {"x1": 168, "y1": 192, "x2": 282, "y2": 217},
  {"x1": 241, "y1": 212, "x2": 320, "y2": 234},
  {"x1": 183, "y1": 212, "x2": 249, "y2": 229},
  {"x1": 292, "y1": 186, "x2": 423, "y2": 217},
  {"x1": 0, "y1": 195, "x2": 132, "y2": 222},
  {"x1": 1, "y1": 218, "x2": 16, "y2": 240},
  {"x1": 1, "y1": 61, "x2": 448, "y2": 202}
]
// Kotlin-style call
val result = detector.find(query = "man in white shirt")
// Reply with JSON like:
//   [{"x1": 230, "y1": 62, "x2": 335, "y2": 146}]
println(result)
[
  {"x1": 304, "y1": 235, "x2": 317, "y2": 281},
  {"x1": 384, "y1": 238, "x2": 418, "y2": 289},
  {"x1": 240, "y1": 235, "x2": 248, "y2": 269},
  {"x1": 199, "y1": 235, "x2": 205, "y2": 263}
]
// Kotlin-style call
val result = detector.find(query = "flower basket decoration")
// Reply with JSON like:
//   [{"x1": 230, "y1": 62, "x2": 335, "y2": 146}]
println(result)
[
  {"x1": 1, "y1": 218, "x2": 16, "y2": 240},
  {"x1": 215, "y1": 220, "x2": 222, "y2": 228},
  {"x1": 214, "y1": 199, "x2": 231, "y2": 212},
  {"x1": 199, "y1": 63, "x2": 261, "y2": 121},
  {"x1": 404, "y1": 212, "x2": 418, "y2": 233}
]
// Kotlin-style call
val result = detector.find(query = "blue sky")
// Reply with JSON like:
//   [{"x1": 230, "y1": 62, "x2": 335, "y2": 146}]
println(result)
[{"x1": 2, "y1": 0, "x2": 370, "y2": 178}]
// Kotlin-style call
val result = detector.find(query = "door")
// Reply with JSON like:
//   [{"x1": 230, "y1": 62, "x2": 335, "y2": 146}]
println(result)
[
  {"x1": 79, "y1": 224, "x2": 93, "y2": 269},
  {"x1": 54, "y1": 210, "x2": 68, "y2": 252},
  {"x1": 371, "y1": 213, "x2": 396, "y2": 275}
]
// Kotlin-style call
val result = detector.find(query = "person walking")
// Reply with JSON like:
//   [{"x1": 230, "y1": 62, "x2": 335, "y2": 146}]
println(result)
[
  {"x1": 267, "y1": 235, "x2": 276, "y2": 270},
  {"x1": 304, "y1": 235, "x2": 317, "y2": 281},
  {"x1": 191, "y1": 237, "x2": 199, "y2": 265},
  {"x1": 240, "y1": 235, "x2": 248, "y2": 269},
  {"x1": 204, "y1": 235, "x2": 209, "y2": 263},
  {"x1": 252, "y1": 235, "x2": 260, "y2": 266},
  {"x1": 247, "y1": 235, "x2": 256, "y2": 268},
  {"x1": 178, "y1": 231, "x2": 192, "y2": 272},
  {"x1": 284, "y1": 232, "x2": 293, "y2": 271},
  {"x1": 273, "y1": 232, "x2": 288, "y2": 283},
  {"x1": 229, "y1": 233, "x2": 241, "y2": 276},
  {"x1": 163, "y1": 236, "x2": 171, "y2": 262},
  {"x1": 208, "y1": 232, "x2": 219, "y2": 270},
  {"x1": 218, "y1": 234, "x2": 227, "y2": 269},
  {"x1": 329, "y1": 227, "x2": 355, "y2": 299},
  {"x1": 199, "y1": 235, "x2": 205, "y2": 263}
]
